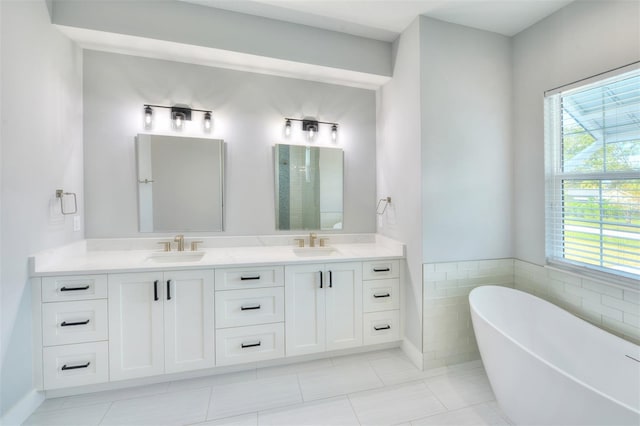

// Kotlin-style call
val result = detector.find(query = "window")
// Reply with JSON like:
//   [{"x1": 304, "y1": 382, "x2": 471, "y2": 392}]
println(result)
[{"x1": 545, "y1": 66, "x2": 640, "y2": 280}]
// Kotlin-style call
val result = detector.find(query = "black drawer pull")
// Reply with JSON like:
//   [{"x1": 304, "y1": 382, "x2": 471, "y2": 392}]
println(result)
[
  {"x1": 373, "y1": 268, "x2": 390, "y2": 272},
  {"x1": 60, "y1": 285, "x2": 90, "y2": 292},
  {"x1": 374, "y1": 325, "x2": 391, "y2": 331},
  {"x1": 240, "y1": 275, "x2": 261, "y2": 281},
  {"x1": 61, "y1": 319, "x2": 90, "y2": 327},
  {"x1": 241, "y1": 304, "x2": 261, "y2": 311},
  {"x1": 154, "y1": 280, "x2": 159, "y2": 301},
  {"x1": 241, "y1": 341, "x2": 261, "y2": 348},
  {"x1": 328, "y1": 270, "x2": 333, "y2": 288},
  {"x1": 373, "y1": 293, "x2": 391, "y2": 298},
  {"x1": 167, "y1": 280, "x2": 172, "y2": 300},
  {"x1": 61, "y1": 361, "x2": 91, "y2": 371},
  {"x1": 319, "y1": 271, "x2": 323, "y2": 289}
]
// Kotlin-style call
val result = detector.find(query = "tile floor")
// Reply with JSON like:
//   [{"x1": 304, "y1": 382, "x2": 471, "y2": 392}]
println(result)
[{"x1": 24, "y1": 349, "x2": 513, "y2": 426}]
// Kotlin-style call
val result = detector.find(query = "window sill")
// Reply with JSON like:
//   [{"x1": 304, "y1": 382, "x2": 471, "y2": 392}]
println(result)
[{"x1": 545, "y1": 260, "x2": 639, "y2": 292}]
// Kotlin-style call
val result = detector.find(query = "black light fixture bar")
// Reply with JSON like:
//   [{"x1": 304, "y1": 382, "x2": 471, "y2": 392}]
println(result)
[
  {"x1": 284, "y1": 117, "x2": 339, "y2": 141},
  {"x1": 144, "y1": 104, "x2": 212, "y2": 114},
  {"x1": 284, "y1": 117, "x2": 337, "y2": 126},
  {"x1": 143, "y1": 104, "x2": 214, "y2": 132}
]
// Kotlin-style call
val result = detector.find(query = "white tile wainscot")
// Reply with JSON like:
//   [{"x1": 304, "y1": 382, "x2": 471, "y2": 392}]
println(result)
[
  {"x1": 514, "y1": 259, "x2": 640, "y2": 344},
  {"x1": 422, "y1": 259, "x2": 515, "y2": 369}
]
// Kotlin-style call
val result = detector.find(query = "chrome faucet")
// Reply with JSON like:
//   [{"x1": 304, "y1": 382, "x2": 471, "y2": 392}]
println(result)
[
  {"x1": 309, "y1": 232, "x2": 317, "y2": 248},
  {"x1": 174, "y1": 234, "x2": 185, "y2": 252}
]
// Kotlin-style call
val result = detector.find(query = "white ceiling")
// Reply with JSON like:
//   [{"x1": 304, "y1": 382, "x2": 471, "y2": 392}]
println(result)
[{"x1": 182, "y1": 0, "x2": 575, "y2": 41}]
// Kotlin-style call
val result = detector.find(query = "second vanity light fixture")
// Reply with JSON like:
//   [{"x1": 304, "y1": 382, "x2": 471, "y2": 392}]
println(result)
[
  {"x1": 284, "y1": 117, "x2": 339, "y2": 141},
  {"x1": 144, "y1": 104, "x2": 213, "y2": 133}
]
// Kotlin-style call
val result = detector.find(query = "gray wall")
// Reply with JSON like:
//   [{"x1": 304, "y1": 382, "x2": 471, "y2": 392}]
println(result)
[
  {"x1": 376, "y1": 19, "x2": 424, "y2": 351},
  {"x1": 83, "y1": 51, "x2": 377, "y2": 237},
  {"x1": 1, "y1": 0, "x2": 83, "y2": 416},
  {"x1": 512, "y1": 0, "x2": 640, "y2": 265},
  {"x1": 420, "y1": 17, "x2": 512, "y2": 263},
  {"x1": 52, "y1": 0, "x2": 391, "y2": 78}
]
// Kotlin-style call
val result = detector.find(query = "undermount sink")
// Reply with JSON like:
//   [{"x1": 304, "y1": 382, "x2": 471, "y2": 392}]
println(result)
[
  {"x1": 292, "y1": 247, "x2": 338, "y2": 257},
  {"x1": 146, "y1": 251, "x2": 205, "y2": 263}
]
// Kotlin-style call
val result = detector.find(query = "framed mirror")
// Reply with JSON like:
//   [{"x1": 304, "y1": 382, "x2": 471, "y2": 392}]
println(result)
[
  {"x1": 136, "y1": 134, "x2": 224, "y2": 232},
  {"x1": 275, "y1": 144, "x2": 343, "y2": 230}
]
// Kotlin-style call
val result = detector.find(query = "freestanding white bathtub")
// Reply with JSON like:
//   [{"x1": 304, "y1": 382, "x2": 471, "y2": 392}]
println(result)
[{"x1": 470, "y1": 285, "x2": 640, "y2": 426}]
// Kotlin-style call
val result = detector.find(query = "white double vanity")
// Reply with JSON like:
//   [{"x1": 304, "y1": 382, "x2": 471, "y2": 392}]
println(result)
[{"x1": 30, "y1": 234, "x2": 404, "y2": 395}]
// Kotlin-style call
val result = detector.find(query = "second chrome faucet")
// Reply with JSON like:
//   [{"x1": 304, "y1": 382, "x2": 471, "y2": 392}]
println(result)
[
  {"x1": 158, "y1": 235, "x2": 203, "y2": 252},
  {"x1": 294, "y1": 233, "x2": 328, "y2": 248}
]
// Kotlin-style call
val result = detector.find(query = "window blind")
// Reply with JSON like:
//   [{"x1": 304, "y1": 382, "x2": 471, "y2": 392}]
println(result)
[{"x1": 545, "y1": 68, "x2": 640, "y2": 279}]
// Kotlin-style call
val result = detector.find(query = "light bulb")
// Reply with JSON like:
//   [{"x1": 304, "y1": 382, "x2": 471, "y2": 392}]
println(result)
[
  {"x1": 308, "y1": 126, "x2": 315, "y2": 140},
  {"x1": 174, "y1": 114, "x2": 183, "y2": 130},
  {"x1": 144, "y1": 106, "x2": 153, "y2": 130},
  {"x1": 204, "y1": 112, "x2": 212, "y2": 132},
  {"x1": 331, "y1": 124, "x2": 338, "y2": 141},
  {"x1": 285, "y1": 119, "x2": 292, "y2": 137}
]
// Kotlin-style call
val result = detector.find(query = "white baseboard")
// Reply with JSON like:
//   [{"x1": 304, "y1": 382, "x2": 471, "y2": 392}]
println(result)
[
  {"x1": 1, "y1": 389, "x2": 44, "y2": 426},
  {"x1": 401, "y1": 338, "x2": 423, "y2": 370}
]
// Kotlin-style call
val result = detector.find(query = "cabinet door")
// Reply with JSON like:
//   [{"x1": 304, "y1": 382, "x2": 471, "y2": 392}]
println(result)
[
  {"x1": 325, "y1": 262, "x2": 363, "y2": 351},
  {"x1": 285, "y1": 264, "x2": 326, "y2": 356},
  {"x1": 109, "y1": 272, "x2": 164, "y2": 381},
  {"x1": 164, "y1": 269, "x2": 215, "y2": 374}
]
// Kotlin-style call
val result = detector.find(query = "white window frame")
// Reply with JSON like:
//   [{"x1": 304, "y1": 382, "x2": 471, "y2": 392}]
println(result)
[{"x1": 544, "y1": 63, "x2": 640, "y2": 286}]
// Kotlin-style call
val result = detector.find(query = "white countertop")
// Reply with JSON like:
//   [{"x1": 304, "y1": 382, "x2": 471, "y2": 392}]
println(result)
[{"x1": 29, "y1": 234, "x2": 405, "y2": 276}]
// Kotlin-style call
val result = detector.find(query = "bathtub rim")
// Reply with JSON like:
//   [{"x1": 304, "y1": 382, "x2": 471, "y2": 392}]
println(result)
[{"x1": 469, "y1": 285, "x2": 640, "y2": 415}]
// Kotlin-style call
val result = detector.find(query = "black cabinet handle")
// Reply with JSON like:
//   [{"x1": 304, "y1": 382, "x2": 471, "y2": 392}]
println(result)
[
  {"x1": 241, "y1": 304, "x2": 261, "y2": 311},
  {"x1": 60, "y1": 285, "x2": 90, "y2": 292},
  {"x1": 154, "y1": 280, "x2": 159, "y2": 301},
  {"x1": 374, "y1": 325, "x2": 391, "y2": 331},
  {"x1": 328, "y1": 270, "x2": 333, "y2": 288},
  {"x1": 319, "y1": 271, "x2": 323, "y2": 289},
  {"x1": 61, "y1": 319, "x2": 90, "y2": 327},
  {"x1": 373, "y1": 267, "x2": 390, "y2": 272},
  {"x1": 166, "y1": 280, "x2": 172, "y2": 300},
  {"x1": 373, "y1": 293, "x2": 391, "y2": 298},
  {"x1": 61, "y1": 362, "x2": 91, "y2": 371},
  {"x1": 241, "y1": 275, "x2": 261, "y2": 281},
  {"x1": 241, "y1": 341, "x2": 261, "y2": 348}
]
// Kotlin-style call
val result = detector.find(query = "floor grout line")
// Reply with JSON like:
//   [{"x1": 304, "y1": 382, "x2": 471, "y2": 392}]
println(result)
[
  {"x1": 96, "y1": 401, "x2": 113, "y2": 425},
  {"x1": 345, "y1": 394, "x2": 362, "y2": 426},
  {"x1": 204, "y1": 385, "x2": 215, "y2": 421},
  {"x1": 295, "y1": 372, "x2": 305, "y2": 402}
]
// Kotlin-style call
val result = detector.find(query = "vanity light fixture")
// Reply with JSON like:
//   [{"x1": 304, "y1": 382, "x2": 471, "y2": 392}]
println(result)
[
  {"x1": 142, "y1": 104, "x2": 213, "y2": 133},
  {"x1": 284, "y1": 117, "x2": 339, "y2": 141},
  {"x1": 203, "y1": 111, "x2": 212, "y2": 133},
  {"x1": 144, "y1": 105, "x2": 153, "y2": 130},
  {"x1": 171, "y1": 106, "x2": 191, "y2": 131},
  {"x1": 284, "y1": 119, "x2": 292, "y2": 137},
  {"x1": 303, "y1": 120, "x2": 318, "y2": 140}
]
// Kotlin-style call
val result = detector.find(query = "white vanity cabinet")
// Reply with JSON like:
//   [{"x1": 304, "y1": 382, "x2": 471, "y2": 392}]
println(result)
[
  {"x1": 108, "y1": 269, "x2": 215, "y2": 381},
  {"x1": 35, "y1": 275, "x2": 110, "y2": 390},
  {"x1": 361, "y1": 260, "x2": 401, "y2": 345},
  {"x1": 31, "y1": 241, "x2": 404, "y2": 392},
  {"x1": 214, "y1": 266, "x2": 285, "y2": 366},
  {"x1": 285, "y1": 262, "x2": 363, "y2": 356}
]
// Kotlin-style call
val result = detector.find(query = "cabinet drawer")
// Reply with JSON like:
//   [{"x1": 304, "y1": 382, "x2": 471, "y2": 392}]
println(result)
[
  {"x1": 363, "y1": 310, "x2": 400, "y2": 345},
  {"x1": 42, "y1": 300, "x2": 108, "y2": 346},
  {"x1": 215, "y1": 323, "x2": 284, "y2": 366},
  {"x1": 215, "y1": 266, "x2": 283, "y2": 291},
  {"x1": 42, "y1": 275, "x2": 107, "y2": 302},
  {"x1": 363, "y1": 279, "x2": 400, "y2": 313},
  {"x1": 43, "y1": 342, "x2": 109, "y2": 389},
  {"x1": 215, "y1": 287, "x2": 284, "y2": 329},
  {"x1": 362, "y1": 260, "x2": 399, "y2": 280}
]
